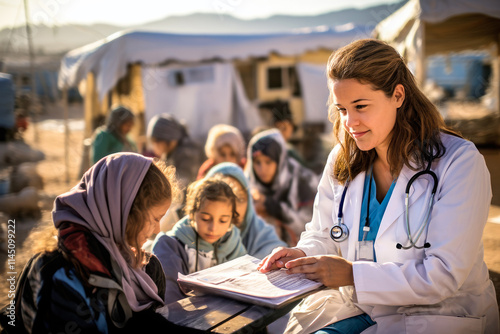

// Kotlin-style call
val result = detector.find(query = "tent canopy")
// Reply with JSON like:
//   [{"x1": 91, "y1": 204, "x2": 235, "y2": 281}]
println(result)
[
  {"x1": 373, "y1": 0, "x2": 500, "y2": 56},
  {"x1": 58, "y1": 24, "x2": 367, "y2": 101}
]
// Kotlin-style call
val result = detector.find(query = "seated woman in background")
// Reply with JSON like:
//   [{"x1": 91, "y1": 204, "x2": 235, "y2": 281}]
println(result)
[
  {"x1": 196, "y1": 124, "x2": 246, "y2": 180},
  {"x1": 206, "y1": 162, "x2": 286, "y2": 259},
  {"x1": 91, "y1": 105, "x2": 137, "y2": 164},
  {"x1": 152, "y1": 177, "x2": 246, "y2": 304},
  {"x1": 245, "y1": 128, "x2": 319, "y2": 246},
  {"x1": 1, "y1": 153, "x2": 202, "y2": 332},
  {"x1": 146, "y1": 113, "x2": 203, "y2": 189}
]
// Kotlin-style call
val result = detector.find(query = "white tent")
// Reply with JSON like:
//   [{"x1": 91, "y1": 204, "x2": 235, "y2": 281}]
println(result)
[
  {"x1": 140, "y1": 62, "x2": 260, "y2": 139},
  {"x1": 295, "y1": 62, "x2": 330, "y2": 123},
  {"x1": 373, "y1": 0, "x2": 500, "y2": 87},
  {"x1": 57, "y1": 25, "x2": 371, "y2": 140},
  {"x1": 58, "y1": 25, "x2": 364, "y2": 101}
]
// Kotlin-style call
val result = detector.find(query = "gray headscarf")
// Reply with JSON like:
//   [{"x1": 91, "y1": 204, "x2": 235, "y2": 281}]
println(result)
[
  {"x1": 52, "y1": 152, "x2": 163, "y2": 312},
  {"x1": 147, "y1": 113, "x2": 186, "y2": 143},
  {"x1": 106, "y1": 106, "x2": 135, "y2": 143}
]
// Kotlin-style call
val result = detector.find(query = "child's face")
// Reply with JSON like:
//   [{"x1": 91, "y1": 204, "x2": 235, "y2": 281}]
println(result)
[
  {"x1": 253, "y1": 154, "x2": 278, "y2": 184},
  {"x1": 275, "y1": 120, "x2": 294, "y2": 141},
  {"x1": 224, "y1": 176, "x2": 248, "y2": 227},
  {"x1": 151, "y1": 139, "x2": 178, "y2": 157},
  {"x1": 120, "y1": 120, "x2": 134, "y2": 136},
  {"x1": 214, "y1": 144, "x2": 238, "y2": 165},
  {"x1": 137, "y1": 200, "x2": 171, "y2": 247},
  {"x1": 194, "y1": 199, "x2": 233, "y2": 244}
]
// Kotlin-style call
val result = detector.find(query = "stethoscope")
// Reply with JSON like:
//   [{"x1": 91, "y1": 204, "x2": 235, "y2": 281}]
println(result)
[{"x1": 330, "y1": 159, "x2": 438, "y2": 250}]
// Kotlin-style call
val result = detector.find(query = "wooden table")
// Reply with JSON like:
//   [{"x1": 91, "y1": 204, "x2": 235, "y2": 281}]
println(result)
[{"x1": 165, "y1": 294, "x2": 300, "y2": 333}]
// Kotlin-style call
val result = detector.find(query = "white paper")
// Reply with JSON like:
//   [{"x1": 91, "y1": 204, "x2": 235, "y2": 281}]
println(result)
[{"x1": 177, "y1": 255, "x2": 323, "y2": 307}]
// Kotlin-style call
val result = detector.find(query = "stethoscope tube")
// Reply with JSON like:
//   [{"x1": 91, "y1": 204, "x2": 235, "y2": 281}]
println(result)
[
  {"x1": 330, "y1": 181, "x2": 350, "y2": 242},
  {"x1": 396, "y1": 168, "x2": 437, "y2": 249},
  {"x1": 331, "y1": 163, "x2": 438, "y2": 251}
]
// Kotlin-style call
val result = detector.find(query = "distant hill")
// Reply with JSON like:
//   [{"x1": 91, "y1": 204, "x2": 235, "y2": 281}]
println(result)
[
  {"x1": 0, "y1": 23, "x2": 122, "y2": 56},
  {"x1": 0, "y1": 1, "x2": 405, "y2": 55},
  {"x1": 134, "y1": 2, "x2": 406, "y2": 34}
]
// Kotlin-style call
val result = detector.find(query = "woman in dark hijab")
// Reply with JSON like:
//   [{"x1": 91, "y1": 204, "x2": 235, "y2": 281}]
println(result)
[{"x1": 245, "y1": 129, "x2": 319, "y2": 246}]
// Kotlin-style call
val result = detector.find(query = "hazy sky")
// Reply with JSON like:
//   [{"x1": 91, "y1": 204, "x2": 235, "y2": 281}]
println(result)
[{"x1": 0, "y1": 0, "x2": 402, "y2": 30}]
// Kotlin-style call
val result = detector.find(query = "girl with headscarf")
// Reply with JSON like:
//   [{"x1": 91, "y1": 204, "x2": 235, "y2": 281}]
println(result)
[
  {"x1": 91, "y1": 106, "x2": 137, "y2": 164},
  {"x1": 206, "y1": 162, "x2": 286, "y2": 259},
  {"x1": 152, "y1": 177, "x2": 246, "y2": 304},
  {"x1": 196, "y1": 124, "x2": 247, "y2": 180},
  {"x1": 246, "y1": 129, "x2": 319, "y2": 246},
  {"x1": 146, "y1": 113, "x2": 204, "y2": 188},
  {"x1": 7, "y1": 153, "x2": 202, "y2": 332}
]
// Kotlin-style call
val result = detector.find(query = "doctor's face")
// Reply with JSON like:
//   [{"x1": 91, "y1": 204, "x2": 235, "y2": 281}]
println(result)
[{"x1": 332, "y1": 79, "x2": 404, "y2": 156}]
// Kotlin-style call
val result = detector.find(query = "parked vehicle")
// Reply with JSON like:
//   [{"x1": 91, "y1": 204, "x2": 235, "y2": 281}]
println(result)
[{"x1": 0, "y1": 73, "x2": 16, "y2": 142}]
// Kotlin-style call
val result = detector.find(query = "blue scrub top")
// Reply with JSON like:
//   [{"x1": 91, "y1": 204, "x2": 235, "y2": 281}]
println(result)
[{"x1": 358, "y1": 168, "x2": 397, "y2": 243}]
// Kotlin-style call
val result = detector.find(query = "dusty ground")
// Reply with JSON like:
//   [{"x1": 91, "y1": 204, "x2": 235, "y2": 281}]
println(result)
[{"x1": 1, "y1": 102, "x2": 500, "y2": 316}]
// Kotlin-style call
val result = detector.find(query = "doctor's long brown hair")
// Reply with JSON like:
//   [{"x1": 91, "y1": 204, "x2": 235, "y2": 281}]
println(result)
[{"x1": 327, "y1": 39, "x2": 461, "y2": 184}]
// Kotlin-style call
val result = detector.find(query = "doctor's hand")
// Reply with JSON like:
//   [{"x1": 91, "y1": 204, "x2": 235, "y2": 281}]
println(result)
[
  {"x1": 257, "y1": 247, "x2": 306, "y2": 273},
  {"x1": 284, "y1": 255, "x2": 354, "y2": 289}
]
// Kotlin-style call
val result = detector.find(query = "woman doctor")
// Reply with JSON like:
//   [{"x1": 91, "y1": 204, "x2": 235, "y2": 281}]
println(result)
[{"x1": 258, "y1": 39, "x2": 499, "y2": 334}]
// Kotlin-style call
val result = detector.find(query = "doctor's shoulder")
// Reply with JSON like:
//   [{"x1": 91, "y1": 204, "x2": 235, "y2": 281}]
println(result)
[
  {"x1": 315, "y1": 144, "x2": 347, "y2": 194},
  {"x1": 439, "y1": 133, "x2": 487, "y2": 168},
  {"x1": 325, "y1": 144, "x2": 343, "y2": 170},
  {"x1": 322, "y1": 145, "x2": 341, "y2": 176}
]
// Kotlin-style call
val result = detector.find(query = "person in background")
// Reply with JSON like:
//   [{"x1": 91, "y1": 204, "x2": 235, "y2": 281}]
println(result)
[
  {"x1": 146, "y1": 113, "x2": 203, "y2": 189},
  {"x1": 91, "y1": 106, "x2": 137, "y2": 164},
  {"x1": 196, "y1": 124, "x2": 246, "y2": 180},
  {"x1": 245, "y1": 128, "x2": 319, "y2": 246},
  {"x1": 0, "y1": 153, "x2": 202, "y2": 332},
  {"x1": 206, "y1": 162, "x2": 286, "y2": 259},
  {"x1": 262, "y1": 100, "x2": 306, "y2": 166},
  {"x1": 258, "y1": 39, "x2": 499, "y2": 334},
  {"x1": 152, "y1": 177, "x2": 246, "y2": 304}
]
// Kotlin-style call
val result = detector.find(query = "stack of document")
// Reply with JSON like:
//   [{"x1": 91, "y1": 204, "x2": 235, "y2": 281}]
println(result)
[{"x1": 177, "y1": 254, "x2": 323, "y2": 308}]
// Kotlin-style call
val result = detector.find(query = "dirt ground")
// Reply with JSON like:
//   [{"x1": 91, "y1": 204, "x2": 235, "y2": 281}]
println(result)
[{"x1": 1, "y1": 101, "x2": 500, "y2": 315}]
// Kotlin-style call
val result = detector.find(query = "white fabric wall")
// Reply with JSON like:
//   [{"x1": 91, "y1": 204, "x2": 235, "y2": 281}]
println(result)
[
  {"x1": 142, "y1": 62, "x2": 262, "y2": 141},
  {"x1": 296, "y1": 62, "x2": 330, "y2": 124}
]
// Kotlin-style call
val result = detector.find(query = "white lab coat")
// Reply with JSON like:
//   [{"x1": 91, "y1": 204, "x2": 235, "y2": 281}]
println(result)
[{"x1": 296, "y1": 133, "x2": 499, "y2": 334}]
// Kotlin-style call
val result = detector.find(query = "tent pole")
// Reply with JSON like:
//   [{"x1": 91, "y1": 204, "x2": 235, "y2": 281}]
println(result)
[
  {"x1": 62, "y1": 87, "x2": 70, "y2": 184},
  {"x1": 415, "y1": 20, "x2": 426, "y2": 88},
  {"x1": 23, "y1": 0, "x2": 39, "y2": 145},
  {"x1": 496, "y1": 36, "x2": 500, "y2": 114}
]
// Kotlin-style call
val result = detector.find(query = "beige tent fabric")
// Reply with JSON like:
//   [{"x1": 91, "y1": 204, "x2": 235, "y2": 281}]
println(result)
[
  {"x1": 373, "y1": 0, "x2": 500, "y2": 56},
  {"x1": 425, "y1": 14, "x2": 500, "y2": 55}
]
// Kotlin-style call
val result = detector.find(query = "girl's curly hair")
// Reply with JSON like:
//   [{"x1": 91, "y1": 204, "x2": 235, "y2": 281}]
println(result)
[{"x1": 184, "y1": 176, "x2": 238, "y2": 225}]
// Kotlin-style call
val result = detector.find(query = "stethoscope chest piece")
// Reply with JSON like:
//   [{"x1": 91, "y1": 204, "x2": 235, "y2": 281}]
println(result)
[
  {"x1": 331, "y1": 181, "x2": 350, "y2": 243},
  {"x1": 330, "y1": 220, "x2": 349, "y2": 242}
]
